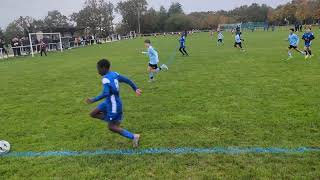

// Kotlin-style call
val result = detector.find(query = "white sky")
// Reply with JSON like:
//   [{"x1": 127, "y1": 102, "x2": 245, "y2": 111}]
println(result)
[{"x1": 0, "y1": 0, "x2": 291, "y2": 29}]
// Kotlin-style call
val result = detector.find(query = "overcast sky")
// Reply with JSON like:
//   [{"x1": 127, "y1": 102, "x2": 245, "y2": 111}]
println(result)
[{"x1": 0, "y1": 0, "x2": 291, "y2": 29}]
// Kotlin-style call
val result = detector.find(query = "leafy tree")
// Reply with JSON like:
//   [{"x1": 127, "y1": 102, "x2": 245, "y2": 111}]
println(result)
[
  {"x1": 5, "y1": 21, "x2": 24, "y2": 41},
  {"x1": 0, "y1": 28, "x2": 4, "y2": 39},
  {"x1": 116, "y1": 0, "x2": 147, "y2": 33},
  {"x1": 72, "y1": 0, "x2": 114, "y2": 36},
  {"x1": 158, "y1": 6, "x2": 168, "y2": 32},
  {"x1": 168, "y1": 2, "x2": 184, "y2": 16},
  {"x1": 4, "y1": 16, "x2": 39, "y2": 40},
  {"x1": 141, "y1": 8, "x2": 160, "y2": 33},
  {"x1": 44, "y1": 10, "x2": 69, "y2": 32},
  {"x1": 165, "y1": 14, "x2": 192, "y2": 32}
]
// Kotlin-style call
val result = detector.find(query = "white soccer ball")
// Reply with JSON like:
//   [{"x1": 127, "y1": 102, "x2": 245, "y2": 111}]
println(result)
[{"x1": 0, "y1": 140, "x2": 10, "y2": 154}]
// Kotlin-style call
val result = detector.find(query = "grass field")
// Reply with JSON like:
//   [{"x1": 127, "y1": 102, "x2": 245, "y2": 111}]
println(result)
[{"x1": 1, "y1": 31, "x2": 320, "y2": 179}]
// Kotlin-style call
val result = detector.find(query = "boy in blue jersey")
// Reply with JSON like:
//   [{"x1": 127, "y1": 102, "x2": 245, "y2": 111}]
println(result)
[
  {"x1": 143, "y1": 39, "x2": 168, "y2": 82},
  {"x1": 302, "y1": 26, "x2": 315, "y2": 59},
  {"x1": 287, "y1": 28, "x2": 304, "y2": 60},
  {"x1": 86, "y1": 59, "x2": 142, "y2": 148},
  {"x1": 234, "y1": 32, "x2": 245, "y2": 51},
  {"x1": 217, "y1": 30, "x2": 224, "y2": 46},
  {"x1": 179, "y1": 35, "x2": 189, "y2": 56}
]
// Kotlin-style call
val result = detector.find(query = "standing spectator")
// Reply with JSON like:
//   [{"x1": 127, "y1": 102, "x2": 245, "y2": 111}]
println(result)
[
  {"x1": 295, "y1": 23, "x2": 299, "y2": 32},
  {"x1": 22, "y1": 37, "x2": 30, "y2": 55},
  {"x1": 11, "y1": 38, "x2": 20, "y2": 57},
  {"x1": 17, "y1": 39, "x2": 22, "y2": 56},
  {"x1": 40, "y1": 40, "x2": 47, "y2": 56},
  {"x1": 91, "y1": 35, "x2": 95, "y2": 45},
  {"x1": 0, "y1": 39, "x2": 9, "y2": 57},
  {"x1": 33, "y1": 38, "x2": 40, "y2": 53}
]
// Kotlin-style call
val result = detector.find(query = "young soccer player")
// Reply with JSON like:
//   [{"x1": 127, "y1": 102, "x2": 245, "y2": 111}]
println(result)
[
  {"x1": 86, "y1": 59, "x2": 142, "y2": 148},
  {"x1": 234, "y1": 32, "x2": 245, "y2": 51},
  {"x1": 217, "y1": 30, "x2": 224, "y2": 46},
  {"x1": 302, "y1": 26, "x2": 315, "y2": 59},
  {"x1": 142, "y1": 39, "x2": 168, "y2": 82},
  {"x1": 287, "y1": 28, "x2": 304, "y2": 60},
  {"x1": 179, "y1": 35, "x2": 189, "y2": 56},
  {"x1": 40, "y1": 40, "x2": 47, "y2": 56}
]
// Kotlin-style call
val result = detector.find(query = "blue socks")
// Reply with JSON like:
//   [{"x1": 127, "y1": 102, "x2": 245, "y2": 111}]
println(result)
[{"x1": 120, "y1": 130, "x2": 134, "y2": 140}]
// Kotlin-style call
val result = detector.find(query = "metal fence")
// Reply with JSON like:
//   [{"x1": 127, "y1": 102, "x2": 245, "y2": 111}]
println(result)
[{"x1": 0, "y1": 38, "x2": 115, "y2": 59}]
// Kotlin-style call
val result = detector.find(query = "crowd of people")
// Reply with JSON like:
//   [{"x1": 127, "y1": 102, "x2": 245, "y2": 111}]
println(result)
[
  {"x1": 0, "y1": 36, "x2": 61, "y2": 57},
  {"x1": 0, "y1": 37, "x2": 32, "y2": 57}
]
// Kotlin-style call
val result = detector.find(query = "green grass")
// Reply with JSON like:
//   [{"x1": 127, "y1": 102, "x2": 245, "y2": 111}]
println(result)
[{"x1": 1, "y1": 31, "x2": 320, "y2": 179}]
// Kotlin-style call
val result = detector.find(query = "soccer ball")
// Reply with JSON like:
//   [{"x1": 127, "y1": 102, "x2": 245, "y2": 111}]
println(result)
[{"x1": 0, "y1": 140, "x2": 10, "y2": 154}]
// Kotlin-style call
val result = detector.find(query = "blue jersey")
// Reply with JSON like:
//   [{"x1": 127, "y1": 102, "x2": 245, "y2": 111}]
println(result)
[
  {"x1": 147, "y1": 46, "x2": 159, "y2": 65},
  {"x1": 302, "y1": 32, "x2": 315, "y2": 45},
  {"x1": 93, "y1": 72, "x2": 138, "y2": 114},
  {"x1": 288, "y1": 33, "x2": 299, "y2": 46},
  {"x1": 180, "y1": 36, "x2": 186, "y2": 47}
]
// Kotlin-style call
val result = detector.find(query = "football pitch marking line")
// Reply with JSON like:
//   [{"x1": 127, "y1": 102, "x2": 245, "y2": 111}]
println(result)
[{"x1": 1, "y1": 147, "x2": 320, "y2": 158}]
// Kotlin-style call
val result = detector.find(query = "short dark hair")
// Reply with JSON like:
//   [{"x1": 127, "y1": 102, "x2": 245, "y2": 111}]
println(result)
[
  {"x1": 144, "y1": 39, "x2": 151, "y2": 44},
  {"x1": 97, "y1": 59, "x2": 111, "y2": 69},
  {"x1": 290, "y1": 28, "x2": 294, "y2": 31}
]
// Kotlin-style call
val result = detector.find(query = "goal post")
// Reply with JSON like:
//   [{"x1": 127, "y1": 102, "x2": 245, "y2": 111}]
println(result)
[{"x1": 29, "y1": 32, "x2": 63, "y2": 57}]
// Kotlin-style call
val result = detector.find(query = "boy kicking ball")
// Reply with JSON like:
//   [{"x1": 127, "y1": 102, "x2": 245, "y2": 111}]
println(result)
[
  {"x1": 86, "y1": 59, "x2": 142, "y2": 148},
  {"x1": 287, "y1": 28, "x2": 305, "y2": 60},
  {"x1": 302, "y1": 26, "x2": 315, "y2": 60},
  {"x1": 142, "y1": 39, "x2": 168, "y2": 82}
]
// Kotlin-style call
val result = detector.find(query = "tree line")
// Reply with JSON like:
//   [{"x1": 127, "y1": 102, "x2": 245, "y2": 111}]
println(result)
[{"x1": 1, "y1": 0, "x2": 320, "y2": 42}]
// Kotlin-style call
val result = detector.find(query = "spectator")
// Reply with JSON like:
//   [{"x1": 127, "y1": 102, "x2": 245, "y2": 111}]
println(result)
[
  {"x1": 0, "y1": 39, "x2": 9, "y2": 57},
  {"x1": 11, "y1": 38, "x2": 20, "y2": 57}
]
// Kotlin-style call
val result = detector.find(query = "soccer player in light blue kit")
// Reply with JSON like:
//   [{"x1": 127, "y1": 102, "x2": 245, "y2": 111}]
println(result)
[
  {"x1": 287, "y1": 28, "x2": 304, "y2": 60},
  {"x1": 302, "y1": 26, "x2": 315, "y2": 59},
  {"x1": 86, "y1": 59, "x2": 142, "y2": 148},
  {"x1": 143, "y1": 39, "x2": 168, "y2": 82}
]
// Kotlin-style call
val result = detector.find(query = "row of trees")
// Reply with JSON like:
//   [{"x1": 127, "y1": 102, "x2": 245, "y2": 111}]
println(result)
[{"x1": 1, "y1": 0, "x2": 320, "y2": 42}]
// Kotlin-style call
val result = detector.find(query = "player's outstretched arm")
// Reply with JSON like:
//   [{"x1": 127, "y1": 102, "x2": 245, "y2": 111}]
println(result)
[
  {"x1": 311, "y1": 34, "x2": 315, "y2": 40},
  {"x1": 86, "y1": 83, "x2": 110, "y2": 104},
  {"x1": 118, "y1": 75, "x2": 141, "y2": 96}
]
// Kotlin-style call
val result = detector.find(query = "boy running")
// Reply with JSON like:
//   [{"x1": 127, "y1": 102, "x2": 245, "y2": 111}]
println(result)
[
  {"x1": 287, "y1": 28, "x2": 304, "y2": 60},
  {"x1": 217, "y1": 31, "x2": 224, "y2": 46},
  {"x1": 179, "y1": 35, "x2": 189, "y2": 56},
  {"x1": 142, "y1": 39, "x2": 168, "y2": 82},
  {"x1": 86, "y1": 59, "x2": 142, "y2": 148},
  {"x1": 234, "y1": 32, "x2": 245, "y2": 51},
  {"x1": 302, "y1": 26, "x2": 315, "y2": 59}
]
